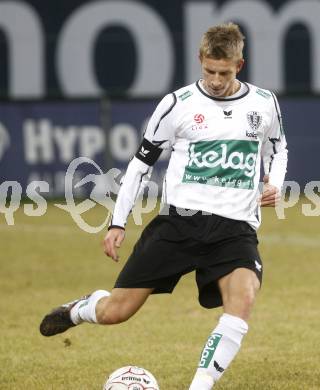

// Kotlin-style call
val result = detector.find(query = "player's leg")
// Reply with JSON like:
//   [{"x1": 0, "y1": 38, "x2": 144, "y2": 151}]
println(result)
[
  {"x1": 40, "y1": 213, "x2": 193, "y2": 337},
  {"x1": 218, "y1": 267, "x2": 260, "y2": 320},
  {"x1": 189, "y1": 268, "x2": 260, "y2": 389},
  {"x1": 40, "y1": 287, "x2": 153, "y2": 337},
  {"x1": 79, "y1": 287, "x2": 154, "y2": 324}
]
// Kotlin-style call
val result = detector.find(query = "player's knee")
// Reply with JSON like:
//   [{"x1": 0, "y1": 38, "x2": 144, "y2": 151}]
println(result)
[
  {"x1": 239, "y1": 287, "x2": 256, "y2": 309},
  {"x1": 224, "y1": 281, "x2": 259, "y2": 320},
  {"x1": 98, "y1": 306, "x2": 131, "y2": 325},
  {"x1": 96, "y1": 296, "x2": 133, "y2": 325},
  {"x1": 239, "y1": 272, "x2": 260, "y2": 304}
]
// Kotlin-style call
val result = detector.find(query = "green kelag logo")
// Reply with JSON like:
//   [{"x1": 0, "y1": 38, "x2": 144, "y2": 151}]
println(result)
[
  {"x1": 183, "y1": 140, "x2": 258, "y2": 189},
  {"x1": 199, "y1": 333, "x2": 222, "y2": 369}
]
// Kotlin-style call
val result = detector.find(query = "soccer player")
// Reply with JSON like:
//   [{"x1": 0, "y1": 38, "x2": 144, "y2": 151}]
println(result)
[{"x1": 40, "y1": 23, "x2": 287, "y2": 389}]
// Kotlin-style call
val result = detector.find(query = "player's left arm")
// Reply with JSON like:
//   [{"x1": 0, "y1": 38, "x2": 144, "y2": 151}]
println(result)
[
  {"x1": 259, "y1": 175, "x2": 281, "y2": 207},
  {"x1": 260, "y1": 92, "x2": 288, "y2": 207}
]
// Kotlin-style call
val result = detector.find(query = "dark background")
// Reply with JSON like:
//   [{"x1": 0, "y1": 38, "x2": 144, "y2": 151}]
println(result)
[{"x1": 0, "y1": 0, "x2": 313, "y2": 98}]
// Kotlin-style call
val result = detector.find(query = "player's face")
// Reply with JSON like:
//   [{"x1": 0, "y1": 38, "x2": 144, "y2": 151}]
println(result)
[{"x1": 200, "y1": 56, "x2": 244, "y2": 98}]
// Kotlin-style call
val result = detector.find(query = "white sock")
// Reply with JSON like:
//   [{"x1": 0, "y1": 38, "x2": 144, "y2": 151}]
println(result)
[
  {"x1": 70, "y1": 290, "x2": 110, "y2": 325},
  {"x1": 189, "y1": 313, "x2": 248, "y2": 390},
  {"x1": 189, "y1": 371, "x2": 214, "y2": 389}
]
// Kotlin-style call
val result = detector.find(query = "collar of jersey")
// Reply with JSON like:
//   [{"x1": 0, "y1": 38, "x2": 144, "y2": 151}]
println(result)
[{"x1": 196, "y1": 80, "x2": 250, "y2": 101}]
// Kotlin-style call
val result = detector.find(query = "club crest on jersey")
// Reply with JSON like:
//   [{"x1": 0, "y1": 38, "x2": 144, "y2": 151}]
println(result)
[
  {"x1": 247, "y1": 111, "x2": 262, "y2": 130},
  {"x1": 192, "y1": 113, "x2": 208, "y2": 131}
]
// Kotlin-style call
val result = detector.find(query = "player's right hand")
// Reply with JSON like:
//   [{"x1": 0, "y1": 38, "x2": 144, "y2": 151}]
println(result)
[{"x1": 103, "y1": 228, "x2": 125, "y2": 262}]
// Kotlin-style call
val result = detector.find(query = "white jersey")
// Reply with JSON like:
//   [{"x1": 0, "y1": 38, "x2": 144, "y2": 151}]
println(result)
[{"x1": 110, "y1": 81, "x2": 288, "y2": 230}]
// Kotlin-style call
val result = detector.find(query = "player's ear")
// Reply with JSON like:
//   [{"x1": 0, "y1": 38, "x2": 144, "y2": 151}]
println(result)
[{"x1": 237, "y1": 59, "x2": 245, "y2": 73}]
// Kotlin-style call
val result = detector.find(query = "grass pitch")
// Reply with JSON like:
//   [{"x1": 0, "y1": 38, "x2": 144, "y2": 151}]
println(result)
[{"x1": 1, "y1": 199, "x2": 320, "y2": 389}]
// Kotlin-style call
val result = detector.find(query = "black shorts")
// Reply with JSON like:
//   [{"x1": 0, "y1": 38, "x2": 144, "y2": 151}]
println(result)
[{"x1": 114, "y1": 206, "x2": 263, "y2": 308}]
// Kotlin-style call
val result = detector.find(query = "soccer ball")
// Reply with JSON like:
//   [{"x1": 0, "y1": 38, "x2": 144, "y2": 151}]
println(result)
[{"x1": 103, "y1": 366, "x2": 159, "y2": 390}]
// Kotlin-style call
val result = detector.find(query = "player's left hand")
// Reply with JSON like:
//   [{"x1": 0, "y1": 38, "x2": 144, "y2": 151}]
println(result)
[{"x1": 259, "y1": 175, "x2": 281, "y2": 207}]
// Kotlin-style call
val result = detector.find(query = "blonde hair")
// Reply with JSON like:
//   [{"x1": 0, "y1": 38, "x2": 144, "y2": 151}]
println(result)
[{"x1": 199, "y1": 22, "x2": 245, "y2": 61}]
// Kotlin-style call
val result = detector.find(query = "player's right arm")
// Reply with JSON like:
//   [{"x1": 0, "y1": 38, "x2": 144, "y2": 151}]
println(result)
[{"x1": 103, "y1": 93, "x2": 177, "y2": 261}]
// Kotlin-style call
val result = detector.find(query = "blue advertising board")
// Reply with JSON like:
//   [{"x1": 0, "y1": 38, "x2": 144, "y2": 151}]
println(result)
[
  {"x1": 0, "y1": 98, "x2": 319, "y2": 200},
  {"x1": 0, "y1": 101, "x2": 106, "y2": 197},
  {"x1": 280, "y1": 99, "x2": 320, "y2": 187}
]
